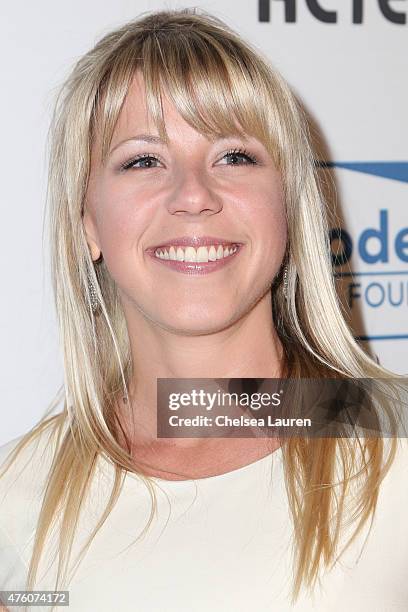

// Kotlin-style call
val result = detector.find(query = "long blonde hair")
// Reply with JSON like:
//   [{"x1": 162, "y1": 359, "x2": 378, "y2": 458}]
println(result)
[{"x1": 0, "y1": 8, "x2": 403, "y2": 605}]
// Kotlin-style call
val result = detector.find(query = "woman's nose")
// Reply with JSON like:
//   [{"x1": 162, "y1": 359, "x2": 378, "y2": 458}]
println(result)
[{"x1": 165, "y1": 166, "x2": 223, "y2": 216}]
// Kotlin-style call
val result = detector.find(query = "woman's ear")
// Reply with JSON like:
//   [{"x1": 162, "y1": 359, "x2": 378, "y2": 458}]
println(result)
[{"x1": 83, "y1": 205, "x2": 102, "y2": 262}]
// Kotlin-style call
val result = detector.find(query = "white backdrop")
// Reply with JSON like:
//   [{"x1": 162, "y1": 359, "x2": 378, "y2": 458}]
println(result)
[{"x1": 1, "y1": 0, "x2": 407, "y2": 444}]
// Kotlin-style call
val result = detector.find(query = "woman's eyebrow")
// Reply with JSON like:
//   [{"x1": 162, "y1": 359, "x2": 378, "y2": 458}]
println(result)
[
  {"x1": 108, "y1": 132, "x2": 252, "y2": 157},
  {"x1": 109, "y1": 133, "x2": 168, "y2": 155}
]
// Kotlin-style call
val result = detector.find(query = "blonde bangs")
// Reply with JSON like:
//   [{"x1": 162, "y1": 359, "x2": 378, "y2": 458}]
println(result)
[{"x1": 96, "y1": 22, "x2": 283, "y2": 170}]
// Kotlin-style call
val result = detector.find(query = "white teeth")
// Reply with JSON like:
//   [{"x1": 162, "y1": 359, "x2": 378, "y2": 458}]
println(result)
[
  {"x1": 154, "y1": 244, "x2": 239, "y2": 261},
  {"x1": 196, "y1": 246, "x2": 208, "y2": 262},
  {"x1": 208, "y1": 246, "x2": 217, "y2": 261},
  {"x1": 184, "y1": 246, "x2": 197, "y2": 262}
]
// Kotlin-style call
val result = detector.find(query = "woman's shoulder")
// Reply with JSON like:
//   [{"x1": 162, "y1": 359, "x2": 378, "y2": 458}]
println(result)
[
  {"x1": 0, "y1": 419, "x2": 63, "y2": 549},
  {"x1": 0, "y1": 421, "x2": 65, "y2": 592},
  {"x1": 377, "y1": 438, "x2": 408, "y2": 512},
  {"x1": 0, "y1": 420, "x2": 60, "y2": 485},
  {"x1": 379, "y1": 438, "x2": 408, "y2": 490}
]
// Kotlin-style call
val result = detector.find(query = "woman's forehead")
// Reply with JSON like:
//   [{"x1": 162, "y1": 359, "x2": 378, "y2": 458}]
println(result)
[
  {"x1": 116, "y1": 73, "x2": 180, "y2": 133},
  {"x1": 102, "y1": 71, "x2": 246, "y2": 147}
]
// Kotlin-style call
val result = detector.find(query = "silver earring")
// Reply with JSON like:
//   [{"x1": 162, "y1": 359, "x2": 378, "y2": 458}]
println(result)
[
  {"x1": 87, "y1": 270, "x2": 99, "y2": 315},
  {"x1": 87, "y1": 252, "x2": 103, "y2": 315},
  {"x1": 283, "y1": 265, "x2": 288, "y2": 300}
]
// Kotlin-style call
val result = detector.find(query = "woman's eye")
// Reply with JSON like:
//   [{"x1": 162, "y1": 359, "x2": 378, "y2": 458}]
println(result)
[
  {"x1": 219, "y1": 148, "x2": 258, "y2": 166},
  {"x1": 120, "y1": 155, "x2": 162, "y2": 171},
  {"x1": 119, "y1": 148, "x2": 258, "y2": 171}
]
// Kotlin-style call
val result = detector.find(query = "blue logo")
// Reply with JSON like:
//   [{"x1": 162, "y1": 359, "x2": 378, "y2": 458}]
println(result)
[
  {"x1": 320, "y1": 163, "x2": 408, "y2": 341},
  {"x1": 317, "y1": 161, "x2": 408, "y2": 184}
]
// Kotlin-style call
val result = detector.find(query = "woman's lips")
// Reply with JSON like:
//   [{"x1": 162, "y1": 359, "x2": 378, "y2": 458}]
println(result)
[{"x1": 146, "y1": 244, "x2": 244, "y2": 275}]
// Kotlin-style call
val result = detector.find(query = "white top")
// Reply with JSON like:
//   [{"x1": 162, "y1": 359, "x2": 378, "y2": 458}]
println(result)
[{"x1": 1, "y1": 427, "x2": 408, "y2": 611}]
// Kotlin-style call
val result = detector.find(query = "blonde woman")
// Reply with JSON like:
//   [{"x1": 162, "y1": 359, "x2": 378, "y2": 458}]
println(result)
[{"x1": 0, "y1": 9, "x2": 407, "y2": 612}]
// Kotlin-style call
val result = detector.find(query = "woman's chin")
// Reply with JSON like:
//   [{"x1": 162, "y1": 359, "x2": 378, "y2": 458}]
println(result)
[{"x1": 155, "y1": 310, "x2": 241, "y2": 335}]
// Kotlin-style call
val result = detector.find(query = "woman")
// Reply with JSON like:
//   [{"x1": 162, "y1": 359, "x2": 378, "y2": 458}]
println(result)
[{"x1": 0, "y1": 8, "x2": 407, "y2": 611}]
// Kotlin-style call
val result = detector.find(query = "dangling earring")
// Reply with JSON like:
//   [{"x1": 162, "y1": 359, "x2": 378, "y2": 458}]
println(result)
[
  {"x1": 283, "y1": 265, "x2": 288, "y2": 300},
  {"x1": 87, "y1": 253, "x2": 103, "y2": 315},
  {"x1": 87, "y1": 270, "x2": 99, "y2": 314}
]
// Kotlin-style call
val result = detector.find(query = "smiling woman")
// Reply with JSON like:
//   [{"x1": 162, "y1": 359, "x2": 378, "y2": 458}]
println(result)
[{"x1": 0, "y1": 8, "x2": 407, "y2": 612}]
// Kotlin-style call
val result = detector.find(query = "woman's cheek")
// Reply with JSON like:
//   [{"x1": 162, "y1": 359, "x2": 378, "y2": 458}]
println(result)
[{"x1": 97, "y1": 188, "x2": 139, "y2": 236}]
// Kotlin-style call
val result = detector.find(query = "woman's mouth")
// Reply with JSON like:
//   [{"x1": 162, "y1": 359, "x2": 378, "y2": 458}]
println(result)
[{"x1": 146, "y1": 242, "x2": 244, "y2": 275}]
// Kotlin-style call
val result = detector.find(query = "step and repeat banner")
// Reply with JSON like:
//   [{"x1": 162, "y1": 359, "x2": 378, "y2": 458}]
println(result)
[{"x1": 0, "y1": 0, "x2": 406, "y2": 442}]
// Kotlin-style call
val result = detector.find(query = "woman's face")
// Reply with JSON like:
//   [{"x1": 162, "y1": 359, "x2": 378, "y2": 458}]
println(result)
[{"x1": 84, "y1": 71, "x2": 287, "y2": 334}]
